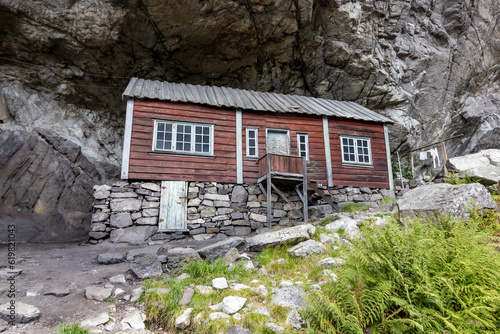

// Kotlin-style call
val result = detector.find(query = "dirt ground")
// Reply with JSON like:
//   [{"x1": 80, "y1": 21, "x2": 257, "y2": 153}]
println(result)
[{"x1": 0, "y1": 240, "x2": 175, "y2": 334}]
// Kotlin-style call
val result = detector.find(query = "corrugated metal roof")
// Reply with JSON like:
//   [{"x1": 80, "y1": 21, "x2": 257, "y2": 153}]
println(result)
[{"x1": 123, "y1": 78, "x2": 393, "y2": 123}]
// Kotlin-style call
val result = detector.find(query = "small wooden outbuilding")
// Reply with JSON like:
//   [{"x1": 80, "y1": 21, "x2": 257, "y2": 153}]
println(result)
[{"x1": 120, "y1": 78, "x2": 394, "y2": 229}]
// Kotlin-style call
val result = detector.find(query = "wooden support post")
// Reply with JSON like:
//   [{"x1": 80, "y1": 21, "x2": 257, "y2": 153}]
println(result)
[
  {"x1": 410, "y1": 152, "x2": 415, "y2": 176},
  {"x1": 271, "y1": 183, "x2": 303, "y2": 218},
  {"x1": 441, "y1": 141, "x2": 449, "y2": 176},
  {"x1": 266, "y1": 154, "x2": 272, "y2": 229},
  {"x1": 302, "y1": 157, "x2": 308, "y2": 223}
]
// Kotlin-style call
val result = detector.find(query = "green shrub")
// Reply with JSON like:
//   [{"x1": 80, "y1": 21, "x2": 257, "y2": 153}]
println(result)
[
  {"x1": 304, "y1": 218, "x2": 500, "y2": 333},
  {"x1": 340, "y1": 202, "x2": 370, "y2": 212},
  {"x1": 444, "y1": 172, "x2": 477, "y2": 185},
  {"x1": 56, "y1": 322, "x2": 90, "y2": 334}
]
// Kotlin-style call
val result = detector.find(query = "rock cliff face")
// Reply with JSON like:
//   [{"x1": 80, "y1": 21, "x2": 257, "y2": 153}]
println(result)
[{"x1": 0, "y1": 0, "x2": 498, "y2": 241}]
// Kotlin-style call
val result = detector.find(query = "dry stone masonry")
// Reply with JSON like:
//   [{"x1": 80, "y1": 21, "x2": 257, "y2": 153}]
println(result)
[{"x1": 90, "y1": 181, "x2": 393, "y2": 243}]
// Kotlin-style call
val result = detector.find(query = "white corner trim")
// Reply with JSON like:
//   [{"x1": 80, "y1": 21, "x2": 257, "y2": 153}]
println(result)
[
  {"x1": 121, "y1": 98, "x2": 134, "y2": 179},
  {"x1": 236, "y1": 109, "x2": 243, "y2": 184},
  {"x1": 323, "y1": 116, "x2": 333, "y2": 187},
  {"x1": 384, "y1": 124, "x2": 394, "y2": 190}
]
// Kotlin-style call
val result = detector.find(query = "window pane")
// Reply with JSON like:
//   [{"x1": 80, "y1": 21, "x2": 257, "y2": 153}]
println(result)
[
  {"x1": 349, "y1": 147, "x2": 354, "y2": 153},
  {"x1": 166, "y1": 123, "x2": 172, "y2": 132},
  {"x1": 342, "y1": 138, "x2": 348, "y2": 145},
  {"x1": 157, "y1": 141, "x2": 163, "y2": 150},
  {"x1": 203, "y1": 136, "x2": 209, "y2": 143},
  {"x1": 164, "y1": 141, "x2": 171, "y2": 150},
  {"x1": 203, "y1": 127, "x2": 209, "y2": 135},
  {"x1": 184, "y1": 143, "x2": 191, "y2": 151},
  {"x1": 300, "y1": 136, "x2": 305, "y2": 143},
  {"x1": 348, "y1": 138, "x2": 354, "y2": 145},
  {"x1": 203, "y1": 144, "x2": 209, "y2": 153},
  {"x1": 157, "y1": 132, "x2": 164, "y2": 140},
  {"x1": 350, "y1": 154, "x2": 355, "y2": 161},
  {"x1": 165, "y1": 132, "x2": 171, "y2": 140},
  {"x1": 195, "y1": 143, "x2": 201, "y2": 152},
  {"x1": 196, "y1": 126, "x2": 202, "y2": 134},
  {"x1": 195, "y1": 136, "x2": 202, "y2": 143},
  {"x1": 249, "y1": 139, "x2": 255, "y2": 146},
  {"x1": 158, "y1": 123, "x2": 165, "y2": 132},
  {"x1": 249, "y1": 148, "x2": 255, "y2": 156},
  {"x1": 344, "y1": 153, "x2": 349, "y2": 161}
]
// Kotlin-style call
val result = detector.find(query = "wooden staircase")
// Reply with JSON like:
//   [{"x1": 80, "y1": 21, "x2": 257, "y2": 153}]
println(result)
[{"x1": 304, "y1": 181, "x2": 340, "y2": 212}]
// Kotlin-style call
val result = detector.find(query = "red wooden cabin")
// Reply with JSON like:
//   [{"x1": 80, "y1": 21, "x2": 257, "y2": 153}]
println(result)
[{"x1": 121, "y1": 78, "x2": 394, "y2": 228}]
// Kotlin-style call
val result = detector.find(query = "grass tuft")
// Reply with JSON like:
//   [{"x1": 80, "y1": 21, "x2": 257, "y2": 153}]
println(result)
[
  {"x1": 56, "y1": 322, "x2": 90, "y2": 334},
  {"x1": 340, "y1": 202, "x2": 371, "y2": 212}
]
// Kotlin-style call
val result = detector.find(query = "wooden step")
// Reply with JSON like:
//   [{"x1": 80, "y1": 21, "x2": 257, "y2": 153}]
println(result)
[{"x1": 307, "y1": 181, "x2": 340, "y2": 212}]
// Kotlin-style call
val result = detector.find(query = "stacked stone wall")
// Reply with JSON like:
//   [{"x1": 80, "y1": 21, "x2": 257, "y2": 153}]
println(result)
[{"x1": 89, "y1": 181, "x2": 396, "y2": 244}]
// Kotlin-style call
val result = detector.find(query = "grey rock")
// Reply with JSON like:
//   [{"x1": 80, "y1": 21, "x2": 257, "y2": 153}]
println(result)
[
  {"x1": 135, "y1": 217, "x2": 157, "y2": 225},
  {"x1": 204, "y1": 193, "x2": 230, "y2": 201},
  {"x1": 213, "y1": 277, "x2": 229, "y2": 290},
  {"x1": 110, "y1": 198, "x2": 142, "y2": 212},
  {"x1": 226, "y1": 325, "x2": 252, "y2": 334},
  {"x1": 197, "y1": 237, "x2": 247, "y2": 260},
  {"x1": 253, "y1": 308, "x2": 271, "y2": 317},
  {"x1": 110, "y1": 212, "x2": 133, "y2": 228},
  {"x1": 234, "y1": 226, "x2": 252, "y2": 236},
  {"x1": 271, "y1": 286, "x2": 306, "y2": 309},
  {"x1": 245, "y1": 224, "x2": 316, "y2": 251},
  {"x1": 195, "y1": 285, "x2": 214, "y2": 295},
  {"x1": 288, "y1": 240, "x2": 326, "y2": 257},
  {"x1": 222, "y1": 296, "x2": 247, "y2": 314},
  {"x1": 265, "y1": 323, "x2": 284, "y2": 333},
  {"x1": 81, "y1": 312, "x2": 109, "y2": 327},
  {"x1": 129, "y1": 254, "x2": 163, "y2": 279},
  {"x1": 379, "y1": 189, "x2": 396, "y2": 199},
  {"x1": 92, "y1": 212, "x2": 109, "y2": 222},
  {"x1": 109, "y1": 274, "x2": 127, "y2": 283},
  {"x1": 141, "y1": 183, "x2": 161, "y2": 192},
  {"x1": 397, "y1": 183, "x2": 497, "y2": 220},
  {"x1": 98, "y1": 252, "x2": 125, "y2": 265},
  {"x1": 90, "y1": 223, "x2": 106, "y2": 232},
  {"x1": 85, "y1": 285, "x2": 112, "y2": 301},
  {"x1": 163, "y1": 247, "x2": 200, "y2": 269},
  {"x1": 209, "y1": 312, "x2": 231, "y2": 320},
  {"x1": 89, "y1": 231, "x2": 108, "y2": 239},
  {"x1": 231, "y1": 185, "x2": 248, "y2": 204},
  {"x1": 130, "y1": 287, "x2": 143, "y2": 302},
  {"x1": 319, "y1": 233, "x2": 338, "y2": 245},
  {"x1": 222, "y1": 247, "x2": 240, "y2": 265},
  {"x1": 0, "y1": 302, "x2": 41, "y2": 323},
  {"x1": 180, "y1": 288, "x2": 194, "y2": 305},
  {"x1": 175, "y1": 308, "x2": 193, "y2": 330},
  {"x1": 447, "y1": 149, "x2": 500, "y2": 185},
  {"x1": 324, "y1": 217, "x2": 360, "y2": 239},
  {"x1": 121, "y1": 310, "x2": 145, "y2": 329},
  {"x1": 286, "y1": 309, "x2": 303, "y2": 329},
  {"x1": 110, "y1": 226, "x2": 157, "y2": 244},
  {"x1": 317, "y1": 257, "x2": 344, "y2": 268}
]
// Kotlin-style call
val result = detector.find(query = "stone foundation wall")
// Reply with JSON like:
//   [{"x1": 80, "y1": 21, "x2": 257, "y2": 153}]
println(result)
[{"x1": 89, "y1": 181, "x2": 396, "y2": 244}]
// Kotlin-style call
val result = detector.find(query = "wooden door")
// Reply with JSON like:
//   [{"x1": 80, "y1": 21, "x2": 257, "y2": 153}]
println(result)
[
  {"x1": 158, "y1": 181, "x2": 187, "y2": 231},
  {"x1": 267, "y1": 130, "x2": 290, "y2": 155}
]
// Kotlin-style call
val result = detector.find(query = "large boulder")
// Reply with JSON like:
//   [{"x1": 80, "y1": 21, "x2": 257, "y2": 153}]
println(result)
[
  {"x1": 447, "y1": 149, "x2": 500, "y2": 185},
  {"x1": 161, "y1": 247, "x2": 200, "y2": 270},
  {"x1": 197, "y1": 237, "x2": 247, "y2": 260},
  {"x1": 324, "y1": 217, "x2": 360, "y2": 239},
  {"x1": 397, "y1": 183, "x2": 496, "y2": 221},
  {"x1": 129, "y1": 253, "x2": 163, "y2": 279},
  {"x1": 245, "y1": 224, "x2": 316, "y2": 251},
  {"x1": 110, "y1": 226, "x2": 157, "y2": 244}
]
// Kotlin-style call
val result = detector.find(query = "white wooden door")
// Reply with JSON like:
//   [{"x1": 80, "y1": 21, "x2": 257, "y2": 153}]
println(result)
[
  {"x1": 267, "y1": 130, "x2": 290, "y2": 155},
  {"x1": 158, "y1": 181, "x2": 187, "y2": 231}
]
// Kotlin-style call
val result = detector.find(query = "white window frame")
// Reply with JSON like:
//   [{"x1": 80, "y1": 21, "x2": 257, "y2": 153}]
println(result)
[
  {"x1": 152, "y1": 119, "x2": 214, "y2": 156},
  {"x1": 297, "y1": 133, "x2": 309, "y2": 161},
  {"x1": 340, "y1": 135, "x2": 372, "y2": 166},
  {"x1": 246, "y1": 127, "x2": 259, "y2": 159},
  {"x1": 266, "y1": 128, "x2": 291, "y2": 155}
]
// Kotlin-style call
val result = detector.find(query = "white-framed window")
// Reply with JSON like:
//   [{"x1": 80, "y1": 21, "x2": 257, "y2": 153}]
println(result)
[
  {"x1": 297, "y1": 133, "x2": 309, "y2": 161},
  {"x1": 246, "y1": 128, "x2": 259, "y2": 158},
  {"x1": 341, "y1": 135, "x2": 372, "y2": 165},
  {"x1": 153, "y1": 120, "x2": 214, "y2": 155}
]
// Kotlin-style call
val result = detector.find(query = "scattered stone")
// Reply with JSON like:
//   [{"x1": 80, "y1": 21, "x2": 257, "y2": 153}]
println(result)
[
  {"x1": 233, "y1": 283, "x2": 250, "y2": 291},
  {"x1": 195, "y1": 285, "x2": 214, "y2": 295},
  {"x1": 176, "y1": 273, "x2": 191, "y2": 282},
  {"x1": 222, "y1": 247, "x2": 240, "y2": 265},
  {"x1": 397, "y1": 183, "x2": 497, "y2": 220},
  {"x1": 114, "y1": 288, "x2": 126, "y2": 297},
  {"x1": 141, "y1": 183, "x2": 161, "y2": 192},
  {"x1": 279, "y1": 280, "x2": 293, "y2": 288},
  {"x1": 246, "y1": 224, "x2": 316, "y2": 251},
  {"x1": 209, "y1": 312, "x2": 231, "y2": 320},
  {"x1": 109, "y1": 274, "x2": 127, "y2": 284},
  {"x1": 121, "y1": 310, "x2": 145, "y2": 330},
  {"x1": 130, "y1": 287, "x2": 143, "y2": 302},
  {"x1": 317, "y1": 257, "x2": 344, "y2": 268},
  {"x1": 325, "y1": 217, "x2": 360, "y2": 239},
  {"x1": 209, "y1": 303, "x2": 223, "y2": 311},
  {"x1": 129, "y1": 254, "x2": 162, "y2": 279},
  {"x1": 180, "y1": 288, "x2": 194, "y2": 305},
  {"x1": 85, "y1": 285, "x2": 112, "y2": 301},
  {"x1": 26, "y1": 286, "x2": 43, "y2": 297},
  {"x1": 253, "y1": 308, "x2": 271, "y2": 318},
  {"x1": 0, "y1": 302, "x2": 40, "y2": 323},
  {"x1": 319, "y1": 233, "x2": 339, "y2": 245},
  {"x1": 222, "y1": 296, "x2": 247, "y2": 314},
  {"x1": 286, "y1": 309, "x2": 303, "y2": 329},
  {"x1": 232, "y1": 313, "x2": 242, "y2": 320},
  {"x1": 271, "y1": 286, "x2": 306, "y2": 309},
  {"x1": 97, "y1": 252, "x2": 125, "y2": 264},
  {"x1": 226, "y1": 324, "x2": 251, "y2": 334},
  {"x1": 288, "y1": 240, "x2": 326, "y2": 257},
  {"x1": 310, "y1": 284, "x2": 321, "y2": 292},
  {"x1": 81, "y1": 312, "x2": 109, "y2": 327},
  {"x1": 175, "y1": 308, "x2": 193, "y2": 330},
  {"x1": 162, "y1": 247, "x2": 200, "y2": 269},
  {"x1": 213, "y1": 277, "x2": 229, "y2": 290},
  {"x1": 265, "y1": 323, "x2": 284, "y2": 333},
  {"x1": 197, "y1": 237, "x2": 247, "y2": 260},
  {"x1": 44, "y1": 287, "x2": 70, "y2": 297},
  {"x1": 322, "y1": 270, "x2": 338, "y2": 281}
]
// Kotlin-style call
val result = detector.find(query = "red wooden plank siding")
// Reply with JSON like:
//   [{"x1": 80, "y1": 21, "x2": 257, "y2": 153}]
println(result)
[
  {"x1": 128, "y1": 99, "x2": 238, "y2": 182},
  {"x1": 242, "y1": 111, "x2": 327, "y2": 184},
  {"x1": 329, "y1": 117, "x2": 389, "y2": 188}
]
